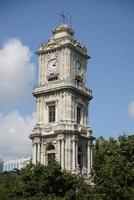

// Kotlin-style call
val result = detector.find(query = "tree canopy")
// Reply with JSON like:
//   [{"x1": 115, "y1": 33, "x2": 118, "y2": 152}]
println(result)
[
  {"x1": 91, "y1": 135, "x2": 134, "y2": 200},
  {"x1": 0, "y1": 134, "x2": 134, "y2": 200},
  {"x1": 14, "y1": 161, "x2": 89, "y2": 200}
]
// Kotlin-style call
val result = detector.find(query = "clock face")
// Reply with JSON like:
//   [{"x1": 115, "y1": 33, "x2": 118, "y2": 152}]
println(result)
[
  {"x1": 47, "y1": 59, "x2": 59, "y2": 74},
  {"x1": 75, "y1": 60, "x2": 81, "y2": 72}
]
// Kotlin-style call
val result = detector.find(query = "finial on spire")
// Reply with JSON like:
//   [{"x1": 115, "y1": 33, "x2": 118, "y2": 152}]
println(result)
[{"x1": 58, "y1": 11, "x2": 72, "y2": 27}]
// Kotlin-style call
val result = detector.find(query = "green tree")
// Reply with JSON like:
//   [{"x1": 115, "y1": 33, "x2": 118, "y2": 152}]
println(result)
[
  {"x1": 92, "y1": 135, "x2": 134, "y2": 200},
  {"x1": 14, "y1": 161, "x2": 89, "y2": 200},
  {"x1": 1, "y1": 134, "x2": 134, "y2": 200},
  {"x1": 0, "y1": 171, "x2": 17, "y2": 200}
]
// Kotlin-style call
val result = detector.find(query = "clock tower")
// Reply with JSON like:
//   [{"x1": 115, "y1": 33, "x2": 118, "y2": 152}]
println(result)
[{"x1": 30, "y1": 23, "x2": 94, "y2": 179}]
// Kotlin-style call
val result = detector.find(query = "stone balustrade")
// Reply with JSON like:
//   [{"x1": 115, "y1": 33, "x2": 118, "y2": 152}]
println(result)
[{"x1": 33, "y1": 78, "x2": 92, "y2": 98}]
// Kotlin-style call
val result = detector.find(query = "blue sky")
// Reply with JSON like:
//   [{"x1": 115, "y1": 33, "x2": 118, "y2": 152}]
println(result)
[{"x1": 0, "y1": 0, "x2": 134, "y2": 159}]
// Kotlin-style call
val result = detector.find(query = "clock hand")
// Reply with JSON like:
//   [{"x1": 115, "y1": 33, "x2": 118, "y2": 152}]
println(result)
[{"x1": 52, "y1": 61, "x2": 57, "y2": 66}]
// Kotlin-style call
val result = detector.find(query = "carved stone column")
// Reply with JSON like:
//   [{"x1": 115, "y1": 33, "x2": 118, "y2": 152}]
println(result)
[
  {"x1": 40, "y1": 153, "x2": 43, "y2": 164},
  {"x1": 61, "y1": 139, "x2": 65, "y2": 169},
  {"x1": 72, "y1": 139, "x2": 76, "y2": 170},
  {"x1": 43, "y1": 153, "x2": 47, "y2": 165},
  {"x1": 87, "y1": 141, "x2": 91, "y2": 174},
  {"x1": 68, "y1": 137, "x2": 71, "y2": 170},
  {"x1": 90, "y1": 144, "x2": 93, "y2": 169},
  {"x1": 57, "y1": 139, "x2": 61, "y2": 164},
  {"x1": 37, "y1": 142, "x2": 41, "y2": 163},
  {"x1": 72, "y1": 138, "x2": 79, "y2": 171},
  {"x1": 32, "y1": 142, "x2": 37, "y2": 164},
  {"x1": 65, "y1": 138, "x2": 68, "y2": 169}
]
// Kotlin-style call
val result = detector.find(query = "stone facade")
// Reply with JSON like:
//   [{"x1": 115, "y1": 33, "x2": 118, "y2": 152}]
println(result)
[{"x1": 30, "y1": 23, "x2": 94, "y2": 179}]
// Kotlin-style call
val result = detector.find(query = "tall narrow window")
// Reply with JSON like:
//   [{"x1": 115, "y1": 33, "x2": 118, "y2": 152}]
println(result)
[
  {"x1": 46, "y1": 144, "x2": 55, "y2": 164},
  {"x1": 48, "y1": 153, "x2": 55, "y2": 164},
  {"x1": 48, "y1": 105, "x2": 55, "y2": 122},
  {"x1": 78, "y1": 147, "x2": 82, "y2": 170},
  {"x1": 77, "y1": 106, "x2": 81, "y2": 124}
]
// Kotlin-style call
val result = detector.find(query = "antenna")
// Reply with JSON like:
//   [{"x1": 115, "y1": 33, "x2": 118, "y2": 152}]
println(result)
[
  {"x1": 58, "y1": 11, "x2": 72, "y2": 27},
  {"x1": 58, "y1": 10, "x2": 66, "y2": 24},
  {"x1": 67, "y1": 12, "x2": 72, "y2": 28}
]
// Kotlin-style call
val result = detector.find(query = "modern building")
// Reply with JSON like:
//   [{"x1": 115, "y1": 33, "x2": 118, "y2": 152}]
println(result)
[
  {"x1": 3, "y1": 157, "x2": 31, "y2": 172},
  {"x1": 30, "y1": 22, "x2": 94, "y2": 179},
  {"x1": 0, "y1": 159, "x2": 3, "y2": 172}
]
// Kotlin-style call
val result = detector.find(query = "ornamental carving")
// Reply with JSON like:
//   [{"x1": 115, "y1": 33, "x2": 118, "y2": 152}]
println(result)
[{"x1": 44, "y1": 126, "x2": 53, "y2": 132}]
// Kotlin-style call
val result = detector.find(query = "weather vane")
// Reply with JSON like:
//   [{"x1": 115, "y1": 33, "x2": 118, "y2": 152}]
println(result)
[{"x1": 58, "y1": 11, "x2": 72, "y2": 27}]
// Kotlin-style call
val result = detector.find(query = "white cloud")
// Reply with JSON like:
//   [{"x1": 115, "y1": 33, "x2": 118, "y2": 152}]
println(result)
[
  {"x1": 0, "y1": 38, "x2": 35, "y2": 109},
  {"x1": 0, "y1": 39, "x2": 36, "y2": 160},
  {"x1": 128, "y1": 101, "x2": 134, "y2": 118},
  {"x1": 0, "y1": 110, "x2": 36, "y2": 160}
]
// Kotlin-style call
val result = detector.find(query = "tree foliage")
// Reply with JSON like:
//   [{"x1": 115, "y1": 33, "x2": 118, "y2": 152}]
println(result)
[
  {"x1": 0, "y1": 171, "x2": 17, "y2": 200},
  {"x1": 0, "y1": 161, "x2": 90, "y2": 200},
  {"x1": 91, "y1": 135, "x2": 134, "y2": 200},
  {"x1": 0, "y1": 134, "x2": 134, "y2": 200}
]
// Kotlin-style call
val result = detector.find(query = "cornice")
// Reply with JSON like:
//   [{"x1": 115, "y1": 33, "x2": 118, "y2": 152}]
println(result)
[
  {"x1": 36, "y1": 42, "x2": 90, "y2": 59},
  {"x1": 33, "y1": 81, "x2": 93, "y2": 100}
]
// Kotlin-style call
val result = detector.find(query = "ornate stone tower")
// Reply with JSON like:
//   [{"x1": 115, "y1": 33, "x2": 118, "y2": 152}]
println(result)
[{"x1": 30, "y1": 23, "x2": 94, "y2": 179}]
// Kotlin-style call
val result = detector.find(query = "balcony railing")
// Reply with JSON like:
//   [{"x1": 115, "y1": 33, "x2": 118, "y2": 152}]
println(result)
[{"x1": 33, "y1": 78, "x2": 92, "y2": 97}]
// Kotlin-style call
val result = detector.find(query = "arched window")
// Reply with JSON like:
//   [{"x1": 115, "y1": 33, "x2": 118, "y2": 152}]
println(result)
[{"x1": 46, "y1": 144, "x2": 55, "y2": 164}]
